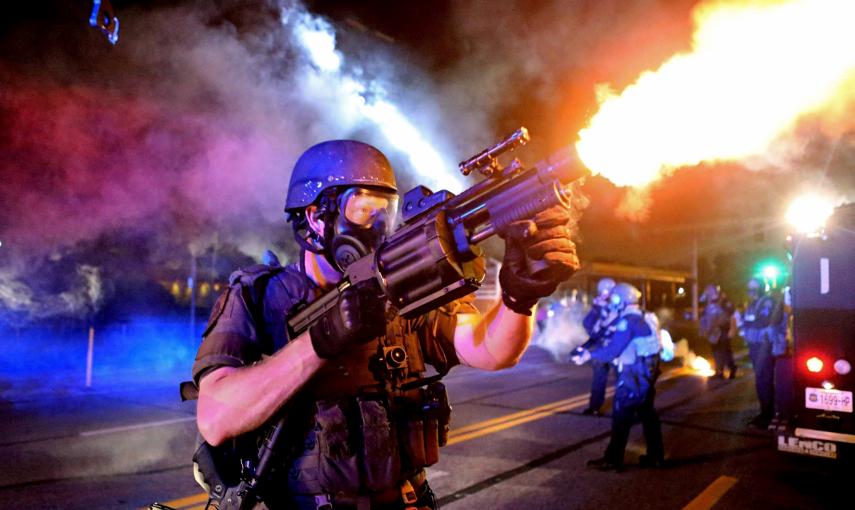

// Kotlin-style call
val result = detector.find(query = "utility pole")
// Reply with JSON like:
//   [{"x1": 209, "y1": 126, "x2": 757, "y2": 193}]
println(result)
[
  {"x1": 189, "y1": 255, "x2": 197, "y2": 346},
  {"x1": 692, "y1": 236, "x2": 699, "y2": 321},
  {"x1": 85, "y1": 326, "x2": 95, "y2": 388}
]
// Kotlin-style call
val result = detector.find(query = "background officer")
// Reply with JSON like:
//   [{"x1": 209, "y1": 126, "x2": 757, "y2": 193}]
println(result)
[
  {"x1": 742, "y1": 278, "x2": 785, "y2": 429},
  {"x1": 191, "y1": 140, "x2": 580, "y2": 509},
  {"x1": 579, "y1": 277, "x2": 617, "y2": 415},
  {"x1": 573, "y1": 283, "x2": 665, "y2": 471},
  {"x1": 699, "y1": 284, "x2": 737, "y2": 379}
]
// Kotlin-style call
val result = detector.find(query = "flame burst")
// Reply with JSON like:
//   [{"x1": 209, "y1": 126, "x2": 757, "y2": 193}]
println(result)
[{"x1": 576, "y1": 0, "x2": 855, "y2": 189}]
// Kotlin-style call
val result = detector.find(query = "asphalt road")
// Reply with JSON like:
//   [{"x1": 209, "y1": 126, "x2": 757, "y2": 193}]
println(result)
[{"x1": 0, "y1": 347, "x2": 850, "y2": 510}]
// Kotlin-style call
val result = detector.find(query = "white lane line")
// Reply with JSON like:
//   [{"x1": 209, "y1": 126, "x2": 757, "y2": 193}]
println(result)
[
  {"x1": 425, "y1": 468, "x2": 450, "y2": 479},
  {"x1": 79, "y1": 416, "x2": 196, "y2": 437}
]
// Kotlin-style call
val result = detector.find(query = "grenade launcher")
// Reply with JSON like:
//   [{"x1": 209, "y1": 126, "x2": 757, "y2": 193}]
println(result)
[
  {"x1": 197, "y1": 129, "x2": 590, "y2": 510},
  {"x1": 287, "y1": 127, "x2": 590, "y2": 336}
]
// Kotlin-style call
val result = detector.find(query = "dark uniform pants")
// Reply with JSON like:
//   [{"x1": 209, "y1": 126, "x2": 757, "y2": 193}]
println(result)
[
  {"x1": 748, "y1": 339, "x2": 775, "y2": 418},
  {"x1": 711, "y1": 336, "x2": 736, "y2": 376},
  {"x1": 589, "y1": 359, "x2": 612, "y2": 411},
  {"x1": 604, "y1": 356, "x2": 664, "y2": 465}
]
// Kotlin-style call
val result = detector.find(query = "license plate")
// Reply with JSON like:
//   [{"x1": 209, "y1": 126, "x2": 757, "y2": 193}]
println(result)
[{"x1": 805, "y1": 387, "x2": 853, "y2": 413}]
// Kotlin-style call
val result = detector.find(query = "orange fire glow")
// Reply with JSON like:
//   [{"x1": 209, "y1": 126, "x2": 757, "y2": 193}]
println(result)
[{"x1": 576, "y1": 0, "x2": 855, "y2": 189}]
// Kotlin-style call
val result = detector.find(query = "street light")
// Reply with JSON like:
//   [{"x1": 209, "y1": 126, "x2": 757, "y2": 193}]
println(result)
[{"x1": 785, "y1": 194, "x2": 835, "y2": 235}]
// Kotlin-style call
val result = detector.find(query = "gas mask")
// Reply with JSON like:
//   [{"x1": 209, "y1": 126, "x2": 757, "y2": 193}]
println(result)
[
  {"x1": 608, "y1": 293, "x2": 626, "y2": 314},
  {"x1": 325, "y1": 187, "x2": 398, "y2": 272}
]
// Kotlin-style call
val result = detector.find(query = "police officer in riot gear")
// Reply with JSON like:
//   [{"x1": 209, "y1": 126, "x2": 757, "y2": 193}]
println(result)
[
  {"x1": 699, "y1": 284, "x2": 737, "y2": 379},
  {"x1": 191, "y1": 139, "x2": 580, "y2": 509},
  {"x1": 572, "y1": 283, "x2": 665, "y2": 471},
  {"x1": 742, "y1": 278, "x2": 785, "y2": 429},
  {"x1": 579, "y1": 277, "x2": 617, "y2": 415}
]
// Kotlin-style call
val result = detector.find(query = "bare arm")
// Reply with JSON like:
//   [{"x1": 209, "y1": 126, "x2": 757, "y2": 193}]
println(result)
[
  {"x1": 196, "y1": 332, "x2": 326, "y2": 446},
  {"x1": 452, "y1": 299, "x2": 534, "y2": 371}
]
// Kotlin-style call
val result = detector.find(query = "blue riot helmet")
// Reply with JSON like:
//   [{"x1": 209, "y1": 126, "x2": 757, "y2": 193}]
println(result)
[
  {"x1": 747, "y1": 278, "x2": 763, "y2": 299},
  {"x1": 609, "y1": 283, "x2": 641, "y2": 312},
  {"x1": 700, "y1": 284, "x2": 720, "y2": 304},
  {"x1": 596, "y1": 277, "x2": 616, "y2": 297},
  {"x1": 285, "y1": 140, "x2": 397, "y2": 211},
  {"x1": 285, "y1": 140, "x2": 398, "y2": 271}
]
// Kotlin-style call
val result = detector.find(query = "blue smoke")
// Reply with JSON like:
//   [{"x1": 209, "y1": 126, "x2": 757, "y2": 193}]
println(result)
[{"x1": 1, "y1": 314, "x2": 201, "y2": 395}]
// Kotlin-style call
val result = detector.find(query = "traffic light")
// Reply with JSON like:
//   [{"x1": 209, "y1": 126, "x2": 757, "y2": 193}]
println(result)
[{"x1": 755, "y1": 260, "x2": 786, "y2": 289}]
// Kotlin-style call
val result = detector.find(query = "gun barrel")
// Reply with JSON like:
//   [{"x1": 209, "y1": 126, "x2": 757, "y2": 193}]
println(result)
[
  {"x1": 534, "y1": 145, "x2": 589, "y2": 185},
  {"x1": 460, "y1": 145, "x2": 589, "y2": 245}
]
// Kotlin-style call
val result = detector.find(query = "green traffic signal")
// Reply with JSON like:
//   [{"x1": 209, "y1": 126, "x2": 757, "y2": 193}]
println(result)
[
  {"x1": 755, "y1": 260, "x2": 786, "y2": 289},
  {"x1": 762, "y1": 264, "x2": 779, "y2": 280}
]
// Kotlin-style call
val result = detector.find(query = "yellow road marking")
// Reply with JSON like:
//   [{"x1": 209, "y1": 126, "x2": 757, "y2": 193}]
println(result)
[
  {"x1": 681, "y1": 476, "x2": 738, "y2": 510},
  {"x1": 150, "y1": 492, "x2": 208, "y2": 509},
  {"x1": 448, "y1": 389, "x2": 615, "y2": 444},
  {"x1": 151, "y1": 366, "x2": 689, "y2": 506},
  {"x1": 449, "y1": 395, "x2": 589, "y2": 436},
  {"x1": 448, "y1": 397, "x2": 590, "y2": 444},
  {"x1": 144, "y1": 391, "x2": 607, "y2": 509},
  {"x1": 447, "y1": 362, "x2": 690, "y2": 442}
]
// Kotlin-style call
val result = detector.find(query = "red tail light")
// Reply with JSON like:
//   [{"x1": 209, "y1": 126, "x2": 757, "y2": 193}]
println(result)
[{"x1": 806, "y1": 357, "x2": 824, "y2": 373}]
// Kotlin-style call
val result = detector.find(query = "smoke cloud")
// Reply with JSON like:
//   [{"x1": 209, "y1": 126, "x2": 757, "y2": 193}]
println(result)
[
  {"x1": 2, "y1": 0, "x2": 854, "y2": 322},
  {"x1": 532, "y1": 293, "x2": 590, "y2": 362},
  {"x1": 0, "y1": 1, "x2": 477, "y2": 320},
  {"x1": 0, "y1": 2, "x2": 470, "y2": 254}
]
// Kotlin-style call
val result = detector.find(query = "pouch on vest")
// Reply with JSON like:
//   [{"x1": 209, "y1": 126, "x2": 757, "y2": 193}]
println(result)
[
  {"x1": 399, "y1": 382, "x2": 449, "y2": 470},
  {"x1": 316, "y1": 400, "x2": 360, "y2": 493},
  {"x1": 424, "y1": 382, "x2": 450, "y2": 448},
  {"x1": 358, "y1": 398, "x2": 401, "y2": 491},
  {"x1": 401, "y1": 417, "x2": 428, "y2": 471},
  {"x1": 423, "y1": 417, "x2": 440, "y2": 467}
]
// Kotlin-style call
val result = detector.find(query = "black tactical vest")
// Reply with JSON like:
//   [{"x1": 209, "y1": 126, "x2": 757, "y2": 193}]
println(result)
[{"x1": 201, "y1": 264, "x2": 457, "y2": 503}]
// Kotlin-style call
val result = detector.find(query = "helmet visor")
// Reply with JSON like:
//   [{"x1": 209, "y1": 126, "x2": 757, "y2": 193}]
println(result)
[{"x1": 340, "y1": 187, "x2": 399, "y2": 233}]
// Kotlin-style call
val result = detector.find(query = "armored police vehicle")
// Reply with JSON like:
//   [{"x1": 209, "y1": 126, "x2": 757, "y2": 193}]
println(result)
[{"x1": 777, "y1": 203, "x2": 855, "y2": 462}]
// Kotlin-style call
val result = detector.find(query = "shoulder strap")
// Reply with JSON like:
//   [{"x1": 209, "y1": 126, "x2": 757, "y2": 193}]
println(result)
[{"x1": 229, "y1": 264, "x2": 287, "y2": 353}]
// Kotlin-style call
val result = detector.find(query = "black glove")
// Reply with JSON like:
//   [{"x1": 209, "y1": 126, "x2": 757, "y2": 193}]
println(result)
[
  {"x1": 309, "y1": 283, "x2": 386, "y2": 359},
  {"x1": 499, "y1": 205, "x2": 580, "y2": 315}
]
